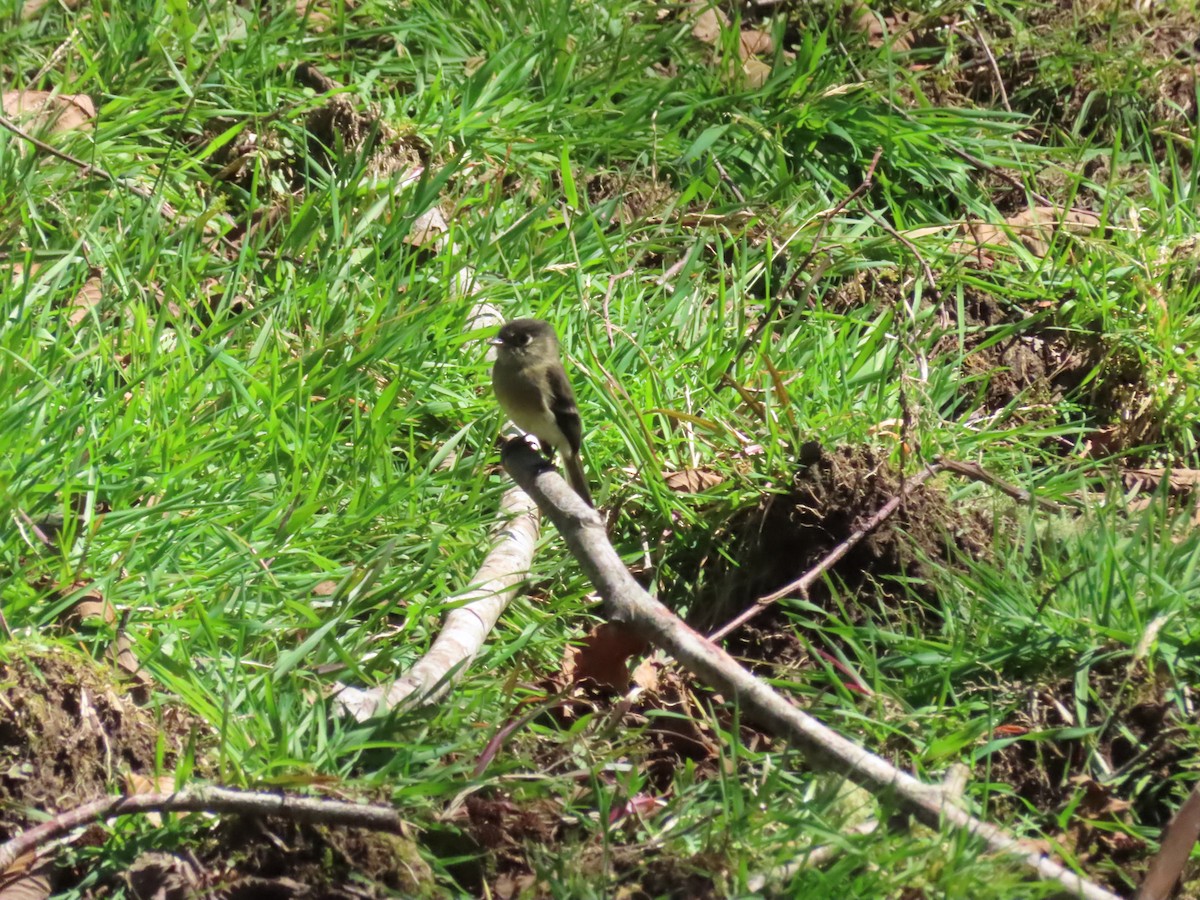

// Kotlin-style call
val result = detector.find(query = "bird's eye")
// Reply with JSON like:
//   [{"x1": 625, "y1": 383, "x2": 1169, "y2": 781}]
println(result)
[{"x1": 518, "y1": 333, "x2": 532, "y2": 346}]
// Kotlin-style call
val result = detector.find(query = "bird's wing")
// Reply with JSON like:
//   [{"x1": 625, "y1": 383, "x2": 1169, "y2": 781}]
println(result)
[{"x1": 546, "y1": 364, "x2": 583, "y2": 456}]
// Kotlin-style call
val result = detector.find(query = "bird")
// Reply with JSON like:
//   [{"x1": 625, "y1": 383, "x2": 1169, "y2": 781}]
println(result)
[{"x1": 490, "y1": 318, "x2": 594, "y2": 507}]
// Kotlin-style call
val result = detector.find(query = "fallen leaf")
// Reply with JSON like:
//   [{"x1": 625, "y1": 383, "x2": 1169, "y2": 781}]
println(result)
[
  {"x1": 738, "y1": 29, "x2": 773, "y2": 59},
  {"x1": 1, "y1": 91, "x2": 95, "y2": 134},
  {"x1": 5, "y1": 262, "x2": 41, "y2": 282},
  {"x1": 493, "y1": 872, "x2": 536, "y2": 900},
  {"x1": 67, "y1": 275, "x2": 102, "y2": 326},
  {"x1": 562, "y1": 623, "x2": 649, "y2": 691},
  {"x1": 1072, "y1": 775, "x2": 1134, "y2": 818},
  {"x1": 848, "y1": 3, "x2": 884, "y2": 44},
  {"x1": 404, "y1": 205, "x2": 448, "y2": 248},
  {"x1": 1124, "y1": 468, "x2": 1200, "y2": 494},
  {"x1": 950, "y1": 206, "x2": 1101, "y2": 264},
  {"x1": 295, "y1": 0, "x2": 333, "y2": 31},
  {"x1": 124, "y1": 773, "x2": 180, "y2": 827},
  {"x1": 664, "y1": 468, "x2": 724, "y2": 493},
  {"x1": 0, "y1": 853, "x2": 51, "y2": 900},
  {"x1": 741, "y1": 57, "x2": 772, "y2": 88},
  {"x1": 125, "y1": 852, "x2": 203, "y2": 900},
  {"x1": 630, "y1": 657, "x2": 660, "y2": 693},
  {"x1": 125, "y1": 773, "x2": 178, "y2": 795},
  {"x1": 608, "y1": 793, "x2": 667, "y2": 826},
  {"x1": 61, "y1": 584, "x2": 117, "y2": 628},
  {"x1": 689, "y1": 3, "x2": 729, "y2": 45}
]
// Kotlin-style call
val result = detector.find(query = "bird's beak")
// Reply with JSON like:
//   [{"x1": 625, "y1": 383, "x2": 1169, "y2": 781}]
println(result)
[{"x1": 488, "y1": 337, "x2": 504, "y2": 347}]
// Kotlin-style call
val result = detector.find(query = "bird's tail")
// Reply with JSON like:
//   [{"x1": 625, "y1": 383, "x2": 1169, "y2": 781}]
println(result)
[{"x1": 562, "y1": 451, "x2": 594, "y2": 507}]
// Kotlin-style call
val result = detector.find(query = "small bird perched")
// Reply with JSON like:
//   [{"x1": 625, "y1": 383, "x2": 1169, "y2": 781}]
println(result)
[{"x1": 491, "y1": 318, "x2": 594, "y2": 507}]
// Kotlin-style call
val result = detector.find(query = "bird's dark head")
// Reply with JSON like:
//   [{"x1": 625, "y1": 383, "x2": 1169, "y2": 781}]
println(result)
[{"x1": 490, "y1": 318, "x2": 559, "y2": 358}]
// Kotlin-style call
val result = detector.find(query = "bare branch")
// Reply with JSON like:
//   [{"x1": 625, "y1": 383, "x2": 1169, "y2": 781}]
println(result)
[
  {"x1": 0, "y1": 787, "x2": 402, "y2": 874},
  {"x1": 935, "y1": 455, "x2": 1077, "y2": 512},
  {"x1": 333, "y1": 484, "x2": 540, "y2": 719},
  {"x1": 501, "y1": 442, "x2": 1120, "y2": 900},
  {"x1": 1136, "y1": 781, "x2": 1200, "y2": 900},
  {"x1": 0, "y1": 112, "x2": 182, "y2": 224}
]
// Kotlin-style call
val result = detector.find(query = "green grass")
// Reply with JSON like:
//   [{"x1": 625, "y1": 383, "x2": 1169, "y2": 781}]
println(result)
[{"x1": 2, "y1": 0, "x2": 1200, "y2": 895}]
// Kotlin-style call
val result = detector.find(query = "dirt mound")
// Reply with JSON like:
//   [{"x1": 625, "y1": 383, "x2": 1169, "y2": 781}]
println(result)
[
  {"x1": 684, "y1": 443, "x2": 990, "y2": 642},
  {"x1": 0, "y1": 649, "x2": 432, "y2": 897},
  {"x1": 0, "y1": 649, "x2": 175, "y2": 842}
]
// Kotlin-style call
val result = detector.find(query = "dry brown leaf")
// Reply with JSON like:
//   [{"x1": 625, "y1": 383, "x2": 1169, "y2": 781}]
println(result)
[
  {"x1": 6, "y1": 262, "x2": 41, "y2": 283},
  {"x1": 62, "y1": 585, "x2": 117, "y2": 627},
  {"x1": 741, "y1": 57, "x2": 772, "y2": 89},
  {"x1": 562, "y1": 623, "x2": 649, "y2": 691},
  {"x1": 109, "y1": 631, "x2": 148, "y2": 687},
  {"x1": 738, "y1": 29, "x2": 773, "y2": 60},
  {"x1": 851, "y1": 5, "x2": 887, "y2": 46},
  {"x1": 67, "y1": 275, "x2": 102, "y2": 326},
  {"x1": 493, "y1": 872, "x2": 537, "y2": 900},
  {"x1": 1, "y1": 91, "x2": 95, "y2": 134},
  {"x1": 630, "y1": 658, "x2": 660, "y2": 693},
  {"x1": 295, "y1": 0, "x2": 331, "y2": 31},
  {"x1": 125, "y1": 772, "x2": 178, "y2": 794},
  {"x1": 1124, "y1": 468, "x2": 1200, "y2": 494},
  {"x1": 664, "y1": 468, "x2": 724, "y2": 493},
  {"x1": 950, "y1": 206, "x2": 1100, "y2": 264},
  {"x1": 0, "y1": 855, "x2": 50, "y2": 900},
  {"x1": 123, "y1": 772, "x2": 180, "y2": 827},
  {"x1": 689, "y1": 3, "x2": 729, "y2": 45},
  {"x1": 125, "y1": 852, "x2": 204, "y2": 899},
  {"x1": 404, "y1": 205, "x2": 448, "y2": 248}
]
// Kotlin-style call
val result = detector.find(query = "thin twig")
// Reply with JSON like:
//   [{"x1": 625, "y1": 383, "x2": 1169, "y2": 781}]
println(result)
[
  {"x1": 0, "y1": 112, "x2": 96, "y2": 171},
  {"x1": 711, "y1": 154, "x2": 747, "y2": 204},
  {"x1": 967, "y1": 24, "x2": 1012, "y2": 112},
  {"x1": 935, "y1": 455, "x2": 1073, "y2": 512},
  {"x1": 601, "y1": 267, "x2": 635, "y2": 348},
  {"x1": 858, "y1": 205, "x2": 943, "y2": 305},
  {"x1": 707, "y1": 462, "x2": 943, "y2": 642},
  {"x1": 500, "y1": 444, "x2": 1119, "y2": 900},
  {"x1": 332, "y1": 482, "x2": 540, "y2": 720},
  {"x1": 0, "y1": 787, "x2": 403, "y2": 873},
  {"x1": 0, "y1": 112, "x2": 196, "y2": 233}
]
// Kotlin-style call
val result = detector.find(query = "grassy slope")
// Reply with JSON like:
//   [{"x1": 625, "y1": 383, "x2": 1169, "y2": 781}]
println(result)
[{"x1": 2, "y1": 0, "x2": 1199, "y2": 896}]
